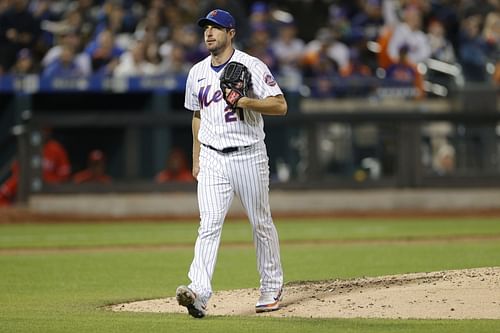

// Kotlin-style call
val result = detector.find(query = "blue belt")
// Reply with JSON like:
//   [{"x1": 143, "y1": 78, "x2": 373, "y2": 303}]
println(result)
[{"x1": 202, "y1": 143, "x2": 250, "y2": 154}]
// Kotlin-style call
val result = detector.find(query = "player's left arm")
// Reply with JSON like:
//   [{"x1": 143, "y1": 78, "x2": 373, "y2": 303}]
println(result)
[{"x1": 236, "y1": 94, "x2": 287, "y2": 116}]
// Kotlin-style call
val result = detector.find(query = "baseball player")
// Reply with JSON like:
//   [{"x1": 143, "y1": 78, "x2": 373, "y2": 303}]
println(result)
[{"x1": 176, "y1": 9, "x2": 287, "y2": 318}]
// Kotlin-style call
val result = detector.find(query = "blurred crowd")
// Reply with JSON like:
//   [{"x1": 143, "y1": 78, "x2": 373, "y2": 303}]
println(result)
[
  {"x1": 1, "y1": 0, "x2": 499, "y2": 203},
  {"x1": 0, "y1": 127, "x2": 194, "y2": 206},
  {"x1": 0, "y1": 0, "x2": 499, "y2": 98}
]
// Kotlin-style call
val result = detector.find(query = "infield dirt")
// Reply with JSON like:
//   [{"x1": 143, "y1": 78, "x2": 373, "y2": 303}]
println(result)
[{"x1": 111, "y1": 267, "x2": 500, "y2": 319}]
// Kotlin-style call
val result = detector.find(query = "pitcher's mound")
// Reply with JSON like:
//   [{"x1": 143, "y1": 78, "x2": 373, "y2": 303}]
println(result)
[{"x1": 111, "y1": 267, "x2": 500, "y2": 319}]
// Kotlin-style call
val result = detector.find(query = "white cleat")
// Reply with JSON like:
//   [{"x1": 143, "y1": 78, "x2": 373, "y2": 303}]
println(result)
[
  {"x1": 255, "y1": 288, "x2": 283, "y2": 313},
  {"x1": 175, "y1": 285, "x2": 207, "y2": 318}
]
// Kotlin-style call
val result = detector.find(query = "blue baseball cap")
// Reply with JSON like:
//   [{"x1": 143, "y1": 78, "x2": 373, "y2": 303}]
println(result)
[{"x1": 197, "y1": 9, "x2": 235, "y2": 29}]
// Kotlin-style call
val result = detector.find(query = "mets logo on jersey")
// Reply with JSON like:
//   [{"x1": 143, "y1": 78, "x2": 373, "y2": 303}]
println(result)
[
  {"x1": 198, "y1": 85, "x2": 223, "y2": 109},
  {"x1": 264, "y1": 74, "x2": 276, "y2": 86}
]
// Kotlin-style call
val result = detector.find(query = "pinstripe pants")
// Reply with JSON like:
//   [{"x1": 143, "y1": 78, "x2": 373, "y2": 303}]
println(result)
[{"x1": 188, "y1": 141, "x2": 283, "y2": 305}]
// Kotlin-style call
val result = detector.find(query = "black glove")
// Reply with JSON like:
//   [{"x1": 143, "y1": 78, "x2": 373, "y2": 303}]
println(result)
[{"x1": 220, "y1": 61, "x2": 252, "y2": 108}]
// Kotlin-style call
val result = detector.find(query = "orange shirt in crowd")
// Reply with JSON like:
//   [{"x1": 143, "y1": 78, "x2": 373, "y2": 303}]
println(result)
[
  {"x1": 155, "y1": 169, "x2": 194, "y2": 183},
  {"x1": 0, "y1": 139, "x2": 71, "y2": 205},
  {"x1": 72, "y1": 170, "x2": 112, "y2": 184},
  {"x1": 155, "y1": 148, "x2": 194, "y2": 183},
  {"x1": 72, "y1": 149, "x2": 112, "y2": 184}
]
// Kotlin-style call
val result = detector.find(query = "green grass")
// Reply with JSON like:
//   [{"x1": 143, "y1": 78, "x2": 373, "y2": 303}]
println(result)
[
  {"x1": 1, "y1": 217, "x2": 500, "y2": 248},
  {"x1": 0, "y1": 217, "x2": 499, "y2": 332}
]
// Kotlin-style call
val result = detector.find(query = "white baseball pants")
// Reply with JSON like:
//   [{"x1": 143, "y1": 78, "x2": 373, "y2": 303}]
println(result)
[{"x1": 187, "y1": 142, "x2": 283, "y2": 305}]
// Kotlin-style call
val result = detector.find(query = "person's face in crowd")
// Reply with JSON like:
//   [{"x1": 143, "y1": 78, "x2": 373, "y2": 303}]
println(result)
[
  {"x1": 183, "y1": 27, "x2": 199, "y2": 48},
  {"x1": 171, "y1": 44, "x2": 185, "y2": 63},
  {"x1": 131, "y1": 41, "x2": 146, "y2": 62},
  {"x1": 484, "y1": 12, "x2": 500, "y2": 41},
  {"x1": 167, "y1": 150, "x2": 187, "y2": 173},
  {"x1": 60, "y1": 46, "x2": 75, "y2": 65},
  {"x1": 98, "y1": 30, "x2": 114, "y2": 54},
  {"x1": 163, "y1": 4, "x2": 182, "y2": 27},
  {"x1": 251, "y1": 28, "x2": 270, "y2": 47},
  {"x1": 463, "y1": 15, "x2": 481, "y2": 37},
  {"x1": 145, "y1": 9, "x2": 161, "y2": 30},
  {"x1": 364, "y1": 0, "x2": 382, "y2": 18},
  {"x1": 279, "y1": 24, "x2": 297, "y2": 42},
  {"x1": 65, "y1": 10, "x2": 83, "y2": 29},
  {"x1": 404, "y1": 7, "x2": 422, "y2": 31},
  {"x1": 428, "y1": 21, "x2": 445, "y2": 38},
  {"x1": 16, "y1": 55, "x2": 33, "y2": 73},
  {"x1": 145, "y1": 42, "x2": 160, "y2": 63},
  {"x1": 63, "y1": 32, "x2": 82, "y2": 51}
]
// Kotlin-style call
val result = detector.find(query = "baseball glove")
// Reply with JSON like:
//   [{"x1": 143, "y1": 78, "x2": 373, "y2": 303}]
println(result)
[{"x1": 220, "y1": 61, "x2": 251, "y2": 108}]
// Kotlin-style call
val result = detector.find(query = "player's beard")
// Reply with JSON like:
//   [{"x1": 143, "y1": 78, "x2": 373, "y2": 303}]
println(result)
[{"x1": 206, "y1": 37, "x2": 229, "y2": 56}]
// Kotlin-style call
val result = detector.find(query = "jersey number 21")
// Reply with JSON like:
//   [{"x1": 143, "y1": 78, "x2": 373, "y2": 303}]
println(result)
[{"x1": 224, "y1": 106, "x2": 245, "y2": 123}]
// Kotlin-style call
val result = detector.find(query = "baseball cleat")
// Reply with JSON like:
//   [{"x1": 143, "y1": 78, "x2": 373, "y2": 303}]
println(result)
[
  {"x1": 255, "y1": 288, "x2": 283, "y2": 313},
  {"x1": 176, "y1": 285, "x2": 207, "y2": 318}
]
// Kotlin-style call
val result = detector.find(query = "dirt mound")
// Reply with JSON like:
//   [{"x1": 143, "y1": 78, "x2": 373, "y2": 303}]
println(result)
[{"x1": 111, "y1": 267, "x2": 500, "y2": 319}]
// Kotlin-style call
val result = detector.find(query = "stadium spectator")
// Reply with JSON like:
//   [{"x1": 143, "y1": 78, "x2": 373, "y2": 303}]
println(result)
[
  {"x1": 426, "y1": 19, "x2": 458, "y2": 91},
  {"x1": 134, "y1": 7, "x2": 168, "y2": 45},
  {"x1": 458, "y1": 13, "x2": 489, "y2": 82},
  {"x1": 30, "y1": 0, "x2": 61, "y2": 55},
  {"x1": 0, "y1": 0, "x2": 40, "y2": 74},
  {"x1": 302, "y1": 27, "x2": 349, "y2": 73},
  {"x1": 340, "y1": 48, "x2": 374, "y2": 97},
  {"x1": 271, "y1": 21, "x2": 305, "y2": 74},
  {"x1": 85, "y1": 29, "x2": 124, "y2": 74},
  {"x1": 42, "y1": 29, "x2": 91, "y2": 76},
  {"x1": 482, "y1": 11, "x2": 499, "y2": 59},
  {"x1": 350, "y1": 0, "x2": 384, "y2": 42},
  {"x1": 72, "y1": 149, "x2": 112, "y2": 184},
  {"x1": 385, "y1": 44, "x2": 425, "y2": 99},
  {"x1": 327, "y1": 4, "x2": 352, "y2": 44},
  {"x1": 161, "y1": 43, "x2": 191, "y2": 75},
  {"x1": 160, "y1": 24, "x2": 207, "y2": 65},
  {"x1": 248, "y1": 1, "x2": 280, "y2": 39},
  {"x1": 171, "y1": 0, "x2": 199, "y2": 24},
  {"x1": 306, "y1": 58, "x2": 338, "y2": 98},
  {"x1": 432, "y1": 143, "x2": 456, "y2": 175},
  {"x1": 113, "y1": 39, "x2": 157, "y2": 77},
  {"x1": 70, "y1": 0, "x2": 98, "y2": 43},
  {"x1": 144, "y1": 39, "x2": 162, "y2": 70},
  {"x1": 93, "y1": 0, "x2": 137, "y2": 37},
  {"x1": 57, "y1": 8, "x2": 89, "y2": 44},
  {"x1": 376, "y1": 24, "x2": 396, "y2": 69},
  {"x1": 245, "y1": 23, "x2": 279, "y2": 73},
  {"x1": 42, "y1": 44, "x2": 87, "y2": 77},
  {"x1": 0, "y1": 0, "x2": 497, "y2": 92},
  {"x1": 155, "y1": 148, "x2": 194, "y2": 183},
  {"x1": 427, "y1": 19, "x2": 456, "y2": 64},
  {"x1": 387, "y1": 6, "x2": 431, "y2": 65},
  {"x1": 0, "y1": 128, "x2": 70, "y2": 206},
  {"x1": 10, "y1": 48, "x2": 38, "y2": 74},
  {"x1": 340, "y1": 48, "x2": 372, "y2": 78},
  {"x1": 301, "y1": 27, "x2": 347, "y2": 97}
]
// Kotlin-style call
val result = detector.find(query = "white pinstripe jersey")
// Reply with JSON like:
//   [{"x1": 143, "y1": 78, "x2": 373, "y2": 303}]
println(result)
[{"x1": 184, "y1": 49, "x2": 283, "y2": 150}]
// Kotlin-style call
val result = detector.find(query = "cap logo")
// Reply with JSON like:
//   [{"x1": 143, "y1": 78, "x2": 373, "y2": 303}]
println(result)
[{"x1": 198, "y1": 9, "x2": 234, "y2": 29}]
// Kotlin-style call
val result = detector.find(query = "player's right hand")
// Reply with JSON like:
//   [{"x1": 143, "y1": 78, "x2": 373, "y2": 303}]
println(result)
[{"x1": 192, "y1": 165, "x2": 200, "y2": 180}]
